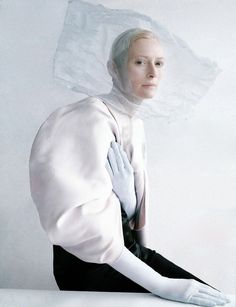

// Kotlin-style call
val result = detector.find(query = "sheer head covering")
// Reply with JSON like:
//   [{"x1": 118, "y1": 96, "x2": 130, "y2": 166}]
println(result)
[
  {"x1": 97, "y1": 28, "x2": 165, "y2": 118},
  {"x1": 54, "y1": 0, "x2": 220, "y2": 121}
]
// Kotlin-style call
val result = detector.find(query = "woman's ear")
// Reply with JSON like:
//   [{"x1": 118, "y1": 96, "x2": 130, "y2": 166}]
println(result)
[{"x1": 107, "y1": 60, "x2": 118, "y2": 79}]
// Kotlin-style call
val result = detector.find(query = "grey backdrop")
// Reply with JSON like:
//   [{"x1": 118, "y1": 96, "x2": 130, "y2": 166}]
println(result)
[{"x1": 0, "y1": 0, "x2": 235, "y2": 292}]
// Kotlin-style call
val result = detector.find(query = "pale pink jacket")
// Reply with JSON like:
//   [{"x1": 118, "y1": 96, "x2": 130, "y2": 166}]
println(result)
[{"x1": 29, "y1": 96, "x2": 148, "y2": 264}]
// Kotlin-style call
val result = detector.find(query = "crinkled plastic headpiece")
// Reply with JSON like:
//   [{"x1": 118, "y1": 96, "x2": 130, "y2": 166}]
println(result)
[{"x1": 54, "y1": 0, "x2": 221, "y2": 121}]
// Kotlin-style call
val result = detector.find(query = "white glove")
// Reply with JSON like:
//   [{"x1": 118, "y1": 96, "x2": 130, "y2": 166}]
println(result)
[
  {"x1": 110, "y1": 248, "x2": 230, "y2": 307},
  {"x1": 106, "y1": 141, "x2": 137, "y2": 219},
  {"x1": 152, "y1": 278, "x2": 231, "y2": 306}
]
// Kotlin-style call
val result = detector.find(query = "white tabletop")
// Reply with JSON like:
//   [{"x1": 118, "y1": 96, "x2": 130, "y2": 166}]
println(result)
[{"x1": 0, "y1": 289, "x2": 235, "y2": 307}]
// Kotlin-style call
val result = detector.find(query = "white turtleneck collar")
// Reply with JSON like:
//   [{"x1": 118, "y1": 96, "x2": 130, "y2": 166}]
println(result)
[{"x1": 96, "y1": 85, "x2": 143, "y2": 118}]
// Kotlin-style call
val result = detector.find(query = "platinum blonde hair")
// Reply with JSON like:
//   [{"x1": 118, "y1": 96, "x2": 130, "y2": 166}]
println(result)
[{"x1": 109, "y1": 28, "x2": 160, "y2": 72}]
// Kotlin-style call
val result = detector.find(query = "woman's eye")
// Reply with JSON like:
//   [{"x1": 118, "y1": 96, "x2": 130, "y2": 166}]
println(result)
[
  {"x1": 155, "y1": 61, "x2": 164, "y2": 67},
  {"x1": 135, "y1": 60, "x2": 145, "y2": 65}
]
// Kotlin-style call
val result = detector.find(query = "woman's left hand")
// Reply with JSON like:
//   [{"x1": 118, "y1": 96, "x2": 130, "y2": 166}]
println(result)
[{"x1": 106, "y1": 141, "x2": 137, "y2": 219}]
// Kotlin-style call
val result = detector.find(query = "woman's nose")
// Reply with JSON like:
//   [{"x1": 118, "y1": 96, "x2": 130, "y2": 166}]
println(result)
[{"x1": 147, "y1": 64, "x2": 157, "y2": 78}]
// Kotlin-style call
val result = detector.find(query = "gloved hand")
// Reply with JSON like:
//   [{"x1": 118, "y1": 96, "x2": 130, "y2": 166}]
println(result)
[
  {"x1": 110, "y1": 248, "x2": 231, "y2": 307},
  {"x1": 106, "y1": 141, "x2": 137, "y2": 219},
  {"x1": 152, "y1": 277, "x2": 231, "y2": 307}
]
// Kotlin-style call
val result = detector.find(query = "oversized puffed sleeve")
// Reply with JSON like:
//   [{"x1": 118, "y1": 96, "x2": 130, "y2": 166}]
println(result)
[{"x1": 29, "y1": 97, "x2": 124, "y2": 263}]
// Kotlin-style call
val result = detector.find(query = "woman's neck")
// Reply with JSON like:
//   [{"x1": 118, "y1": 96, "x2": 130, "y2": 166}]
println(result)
[{"x1": 97, "y1": 85, "x2": 143, "y2": 117}]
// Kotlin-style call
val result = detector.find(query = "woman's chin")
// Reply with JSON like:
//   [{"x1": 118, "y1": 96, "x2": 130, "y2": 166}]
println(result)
[
  {"x1": 136, "y1": 88, "x2": 157, "y2": 100},
  {"x1": 138, "y1": 92, "x2": 156, "y2": 100}
]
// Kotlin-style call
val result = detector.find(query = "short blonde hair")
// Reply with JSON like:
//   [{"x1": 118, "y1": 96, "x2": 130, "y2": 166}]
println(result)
[{"x1": 110, "y1": 28, "x2": 159, "y2": 71}]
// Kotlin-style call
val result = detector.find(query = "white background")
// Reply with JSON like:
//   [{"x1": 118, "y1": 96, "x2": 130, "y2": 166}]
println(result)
[{"x1": 0, "y1": 0, "x2": 235, "y2": 293}]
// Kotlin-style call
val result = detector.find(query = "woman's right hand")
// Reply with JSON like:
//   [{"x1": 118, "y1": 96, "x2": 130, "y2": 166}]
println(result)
[{"x1": 152, "y1": 277, "x2": 230, "y2": 307}]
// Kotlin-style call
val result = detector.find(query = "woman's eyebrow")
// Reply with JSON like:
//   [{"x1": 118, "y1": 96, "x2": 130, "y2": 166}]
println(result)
[{"x1": 133, "y1": 55, "x2": 165, "y2": 60}]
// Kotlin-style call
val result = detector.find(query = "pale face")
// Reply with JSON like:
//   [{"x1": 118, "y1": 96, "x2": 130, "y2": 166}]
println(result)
[{"x1": 126, "y1": 38, "x2": 164, "y2": 99}]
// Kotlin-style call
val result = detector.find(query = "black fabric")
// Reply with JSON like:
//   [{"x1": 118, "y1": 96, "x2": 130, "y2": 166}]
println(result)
[{"x1": 53, "y1": 207, "x2": 214, "y2": 292}]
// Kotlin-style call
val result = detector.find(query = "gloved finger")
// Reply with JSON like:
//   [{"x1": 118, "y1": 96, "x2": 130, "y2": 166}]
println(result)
[
  {"x1": 189, "y1": 296, "x2": 217, "y2": 307},
  {"x1": 199, "y1": 293, "x2": 230, "y2": 305},
  {"x1": 119, "y1": 146, "x2": 132, "y2": 171},
  {"x1": 105, "y1": 159, "x2": 113, "y2": 178},
  {"x1": 199, "y1": 287, "x2": 230, "y2": 302},
  {"x1": 111, "y1": 141, "x2": 124, "y2": 170},
  {"x1": 193, "y1": 293, "x2": 226, "y2": 306},
  {"x1": 107, "y1": 147, "x2": 118, "y2": 175}
]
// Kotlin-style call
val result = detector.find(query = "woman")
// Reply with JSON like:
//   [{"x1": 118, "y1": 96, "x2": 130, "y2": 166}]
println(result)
[{"x1": 29, "y1": 28, "x2": 229, "y2": 306}]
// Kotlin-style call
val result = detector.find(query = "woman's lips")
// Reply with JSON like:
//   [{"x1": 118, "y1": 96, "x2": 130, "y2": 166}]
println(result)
[{"x1": 142, "y1": 84, "x2": 157, "y2": 87}]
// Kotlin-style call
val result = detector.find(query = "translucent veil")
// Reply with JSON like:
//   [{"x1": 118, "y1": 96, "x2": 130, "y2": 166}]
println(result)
[{"x1": 54, "y1": 0, "x2": 220, "y2": 121}]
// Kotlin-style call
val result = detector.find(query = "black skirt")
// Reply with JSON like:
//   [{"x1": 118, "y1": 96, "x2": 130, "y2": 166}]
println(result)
[{"x1": 53, "y1": 207, "x2": 213, "y2": 292}]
